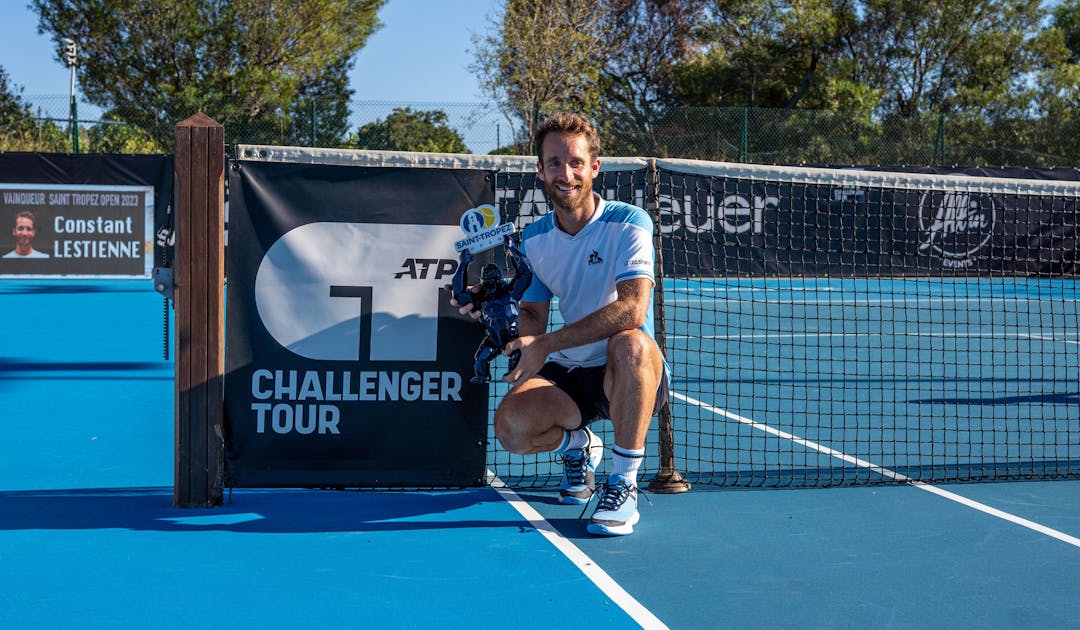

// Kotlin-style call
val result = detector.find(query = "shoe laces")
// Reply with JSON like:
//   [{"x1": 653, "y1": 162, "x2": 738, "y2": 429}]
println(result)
[
  {"x1": 560, "y1": 449, "x2": 589, "y2": 486},
  {"x1": 580, "y1": 478, "x2": 652, "y2": 518},
  {"x1": 596, "y1": 478, "x2": 632, "y2": 511}
]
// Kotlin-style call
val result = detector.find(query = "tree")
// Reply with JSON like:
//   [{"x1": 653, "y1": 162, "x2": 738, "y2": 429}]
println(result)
[
  {"x1": 1034, "y1": 0, "x2": 1080, "y2": 116},
  {"x1": 854, "y1": 0, "x2": 1047, "y2": 118},
  {"x1": 0, "y1": 66, "x2": 68, "y2": 151},
  {"x1": 285, "y1": 59, "x2": 354, "y2": 147},
  {"x1": 32, "y1": 0, "x2": 385, "y2": 148},
  {"x1": 596, "y1": 0, "x2": 702, "y2": 153},
  {"x1": 670, "y1": 0, "x2": 1053, "y2": 119},
  {"x1": 0, "y1": 67, "x2": 33, "y2": 130},
  {"x1": 84, "y1": 115, "x2": 164, "y2": 154},
  {"x1": 672, "y1": 0, "x2": 869, "y2": 110},
  {"x1": 472, "y1": 0, "x2": 610, "y2": 151},
  {"x1": 352, "y1": 107, "x2": 468, "y2": 153}
]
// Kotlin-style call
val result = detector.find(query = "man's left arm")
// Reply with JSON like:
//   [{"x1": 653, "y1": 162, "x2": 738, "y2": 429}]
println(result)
[
  {"x1": 536, "y1": 277, "x2": 652, "y2": 353},
  {"x1": 502, "y1": 277, "x2": 652, "y2": 386}
]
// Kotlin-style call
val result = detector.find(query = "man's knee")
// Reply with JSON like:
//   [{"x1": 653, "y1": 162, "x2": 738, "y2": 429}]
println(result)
[
  {"x1": 493, "y1": 399, "x2": 530, "y2": 454},
  {"x1": 606, "y1": 329, "x2": 659, "y2": 368}
]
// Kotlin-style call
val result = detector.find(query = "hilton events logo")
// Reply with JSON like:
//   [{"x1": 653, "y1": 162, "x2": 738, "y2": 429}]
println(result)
[{"x1": 918, "y1": 190, "x2": 997, "y2": 268}]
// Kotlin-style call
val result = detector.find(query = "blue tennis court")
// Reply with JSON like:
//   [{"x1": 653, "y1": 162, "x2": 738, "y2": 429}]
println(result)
[
  {"x1": 663, "y1": 277, "x2": 1080, "y2": 486},
  {"x1": 2, "y1": 280, "x2": 1079, "y2": 628}
]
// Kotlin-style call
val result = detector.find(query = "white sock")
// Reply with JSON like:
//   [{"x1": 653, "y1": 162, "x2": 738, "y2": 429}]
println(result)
[
  {"x1": 610, "y1": 445, "x2": 645, "y2": 485},
  {"x1": 556, "y1": 427, "x2": 595, "y2": 453}
]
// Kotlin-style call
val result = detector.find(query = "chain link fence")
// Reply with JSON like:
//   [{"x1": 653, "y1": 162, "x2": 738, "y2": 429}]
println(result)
[{"x1": 4, "y1": 95, "x2": 1079, "y2": 167}]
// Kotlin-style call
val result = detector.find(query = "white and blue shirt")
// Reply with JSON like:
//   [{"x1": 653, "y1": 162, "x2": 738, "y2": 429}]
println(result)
[{"x1": 520, "y1": 196, "x2": 657, "y2": 368}]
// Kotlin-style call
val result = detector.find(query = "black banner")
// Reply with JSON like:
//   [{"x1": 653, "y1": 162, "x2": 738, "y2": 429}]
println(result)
[
  {"x1": 225, "y1": 161, "x2": 494, "y2": 487},
  {"x1": 497, "y1": 168, "x2": 648, "y2": 231},
  {"x1": 0, "y1": 153, "x2": 173, "y2": 278},
  {"x1": 655, "y1": 168, "x2": 1080, "y2": 277}
]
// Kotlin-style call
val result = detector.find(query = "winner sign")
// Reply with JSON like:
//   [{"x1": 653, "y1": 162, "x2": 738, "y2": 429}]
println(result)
[{"x1": 455, "y1": 204, "x2": 515, "y2": 254}]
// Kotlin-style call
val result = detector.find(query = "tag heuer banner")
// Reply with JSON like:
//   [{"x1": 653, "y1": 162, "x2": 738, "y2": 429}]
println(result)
[{"x1": 225, "y1": 161, "x2": 494, "y2": 487}]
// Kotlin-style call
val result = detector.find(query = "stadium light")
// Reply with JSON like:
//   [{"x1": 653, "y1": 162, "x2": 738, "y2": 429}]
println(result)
[
  {"x1": 61, "y1": 38, "x2": 79, "y2": 153},
  {"x1": 62, "y1": 38, "x2": 77, "y2": 67}
]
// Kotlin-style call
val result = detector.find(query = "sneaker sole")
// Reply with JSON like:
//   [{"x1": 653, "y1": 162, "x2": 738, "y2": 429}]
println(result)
[
  {"x1": 586, "y1": 511, "x2": 640, "y2": 536},
  {"x1": 558, "y1": 494, "x2": 591, "y2": 505}
]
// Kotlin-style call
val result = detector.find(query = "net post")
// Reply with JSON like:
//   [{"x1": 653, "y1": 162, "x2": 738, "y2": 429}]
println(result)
[
  {"x1": 645, "y1": 158, "x2": 691, "y2": 494},
  {"x1": 173, "y1": 112, "x2": 225, "y2": 508}
]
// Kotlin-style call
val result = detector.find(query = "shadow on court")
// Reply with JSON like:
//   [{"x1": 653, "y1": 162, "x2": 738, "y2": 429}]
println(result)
[{"x1": 0, "y1": 486, "x2": 538, "y2": 534}]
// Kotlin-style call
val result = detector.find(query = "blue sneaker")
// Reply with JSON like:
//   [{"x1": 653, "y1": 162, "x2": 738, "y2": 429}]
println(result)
[
  {"x1": 587, "y1": 475, "x2": 639, "y2": 536},
  {"x1": 559, "y1": 432, "x2": 603, "y2": 505}
]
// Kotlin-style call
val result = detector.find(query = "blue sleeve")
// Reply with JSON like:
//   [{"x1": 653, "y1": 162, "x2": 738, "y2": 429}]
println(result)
[{"x1": 519, "y1": 235, "x2": 552, "y2": 302}]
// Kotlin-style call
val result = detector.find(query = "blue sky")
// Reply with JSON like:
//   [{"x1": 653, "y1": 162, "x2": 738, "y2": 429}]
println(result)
[{"x1": 1, "y1": 0, "x2": 499, "y2": 102}]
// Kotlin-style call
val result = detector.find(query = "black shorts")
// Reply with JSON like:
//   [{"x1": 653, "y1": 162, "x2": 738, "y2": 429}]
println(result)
[{"x1": 537, "y1": 362, "x2": 670, "y2": 430}]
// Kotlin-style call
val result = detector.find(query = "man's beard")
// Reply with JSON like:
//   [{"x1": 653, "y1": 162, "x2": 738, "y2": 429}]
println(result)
[{"x1": 543, "y1": 178, "x2": 591, "y2": 213}]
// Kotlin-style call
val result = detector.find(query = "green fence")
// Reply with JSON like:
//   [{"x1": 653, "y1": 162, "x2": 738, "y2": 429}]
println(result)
[{"x1": 4, "y1": 95, "x2": 1078, "y2": 167}]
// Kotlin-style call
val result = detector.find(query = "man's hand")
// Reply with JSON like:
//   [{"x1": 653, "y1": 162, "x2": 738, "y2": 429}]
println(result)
[
  {"x1": 501, "y1": 334, "x2": 548, "y2": 386},
  {"x1": 443, "y1": 283, "x2": 482, "y2": 319}
]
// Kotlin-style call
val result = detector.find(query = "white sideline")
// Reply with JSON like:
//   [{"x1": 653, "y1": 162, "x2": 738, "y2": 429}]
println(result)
[
  {"x1": 674, "y1": 391, "x2": 1080, "y2": 549},
  {"x1": 486, "y1": 470, "x2": 669, "y2": 630}
]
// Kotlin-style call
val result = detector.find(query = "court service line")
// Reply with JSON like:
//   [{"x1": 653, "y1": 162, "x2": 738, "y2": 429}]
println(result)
[
  {"x1": 670, "y1": 332, "x2": 1078, "y2": 340},
  {"x1": 671, "y1": 297, "x2": 1069, "y2": 305},
  {"x1": 486, "y1": 470, "x2": 669, "y2": 630},
  {"x1": 673, "y1": 392, "x2": 1080, "y2": 549}
]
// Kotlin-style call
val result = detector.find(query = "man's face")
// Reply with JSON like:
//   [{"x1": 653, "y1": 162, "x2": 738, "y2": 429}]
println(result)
[
  {"x1": 13, "y1": 216, "x2": 35, "y2": 249},
  {"x1": 537, "y1": 131, "x2": 599, "y2": 214}
]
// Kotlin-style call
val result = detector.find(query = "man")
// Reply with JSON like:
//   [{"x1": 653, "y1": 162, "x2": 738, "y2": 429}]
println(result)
[
  {"x1": 4, "y1": 211, "x2": 50, "y2": 258},
  {"x1": 454, "y1": 113, "x2": 667, "y2": 536}
]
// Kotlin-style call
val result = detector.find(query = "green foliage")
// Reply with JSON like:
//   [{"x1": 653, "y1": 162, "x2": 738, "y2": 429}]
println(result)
[
  {"x1": 0, "y1": 66, "x2": 69, "y2": 151},
  {"x1": 1053, "y1": 0, "x2": 1080, "y2": 63},
  {"x1": 284, "y1": 61, "x2": 354, "y2": 147},
  {"x1": 0, "y1": 67, "x2": 31, "y2": 127},
  {"x1": 472, "y1": 0, "x2": 608, "y2": 150},
  {"x1": 1034, "y1": 1, "x2": 1080, "y2": 116},
  {"x1": 31, "y1": 0, "x2": 385, "y2": 149},
  {"x1": 352, "y1": 107, "x2": 468, "y2": 153},
  {"x1": 670, "y1": 0, "x2": 864, "y2": 111},
  {"x1": 83, "y1": 116, "x2": 164, "y2": 154},
  {"x1": 593, "y1": 0, "x2": 701, "y2": 138}
]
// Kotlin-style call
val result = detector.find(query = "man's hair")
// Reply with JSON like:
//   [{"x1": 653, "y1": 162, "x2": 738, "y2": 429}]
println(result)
[
  {"x1": 14, "y1": 211, "x2": 35, "y2": 226},
  {"x1": 533, "y1": 113, "x2": 601, "y2": 162}
]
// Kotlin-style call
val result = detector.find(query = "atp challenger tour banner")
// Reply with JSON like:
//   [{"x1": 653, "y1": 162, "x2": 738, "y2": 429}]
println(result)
[{"x1": 225, "y1": 160, "x2": 494, "y2": 487}]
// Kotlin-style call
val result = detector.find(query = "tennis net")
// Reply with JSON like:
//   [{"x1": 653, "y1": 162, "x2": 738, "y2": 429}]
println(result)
[
  {"x1": 654, "y1": 160, "x2": 1080, "y2": 487},
  {"x1": 241, "y1": 146, "x2": 1080, "y2": 488}
]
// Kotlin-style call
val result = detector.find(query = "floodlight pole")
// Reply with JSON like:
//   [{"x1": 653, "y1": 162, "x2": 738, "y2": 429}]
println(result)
[{"x1": 62, "y1": 38, "x2": 79, "y2": 154}]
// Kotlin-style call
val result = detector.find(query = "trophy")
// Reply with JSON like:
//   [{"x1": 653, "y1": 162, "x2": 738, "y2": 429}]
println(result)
[{"x1": 452, "y1": 205, "x2": 532, "y2": 384}]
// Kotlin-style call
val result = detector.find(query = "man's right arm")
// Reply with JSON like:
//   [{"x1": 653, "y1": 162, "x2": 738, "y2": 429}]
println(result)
[{"x1": 518, "y1": 300, "x2": 549, "y2": 337}]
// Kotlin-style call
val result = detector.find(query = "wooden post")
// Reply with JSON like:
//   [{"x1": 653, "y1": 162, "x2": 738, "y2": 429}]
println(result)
[{"x1": 173, "y1": 113, "x2": 225, "y2": 507}]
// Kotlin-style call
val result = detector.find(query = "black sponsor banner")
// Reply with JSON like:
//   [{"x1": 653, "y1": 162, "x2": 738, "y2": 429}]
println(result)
[
  {"x1": 0, "y1": 153, "x2": 172, "y2": 278},
  {"x1": 655, "y1": 169, "x2": 1080, "y2": 277},
  {"x1": 225, "y1": 161, "x2": 493, "y2": 487},
  {"x1": 496, "y1": 168, "x2": 648, "y2": 229},
  {"x1": 862, "y1": 165, "x2": 1080, "y2": 182}
]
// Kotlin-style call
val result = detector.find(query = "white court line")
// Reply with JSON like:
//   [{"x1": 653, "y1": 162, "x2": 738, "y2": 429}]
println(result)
[
  {"x1": 670, "y1": 297, "x2": 1074, "y2": 305},
  {"x1": 1030, "y1": 333, "x2": 1080, "y2": 346},
  {"x1": 486, "y1": 471, "x2": 669, "y2": 630},
  {"x1": 673, "y1": 392, "x2": 1080, "y2": 549},
  {"x1": 669, "y1": 332, "x2": 1080, "y2": 341}
]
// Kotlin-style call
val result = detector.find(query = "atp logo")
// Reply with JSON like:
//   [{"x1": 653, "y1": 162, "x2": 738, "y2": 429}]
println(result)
[
  {"x1": 459, "y1": 204, "x2": 499, "y2": 235},
  {"x1": 918, "y1": 190, "x2": 997, "y2": 266},
  {"x1": 254, "y1": 222, "x2": 461, "y2": 361}
]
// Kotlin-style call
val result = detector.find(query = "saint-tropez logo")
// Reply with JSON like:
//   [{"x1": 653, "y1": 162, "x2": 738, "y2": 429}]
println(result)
[
  {"x1": 455, "y1": 204, "x2": 515, "y2": 253},
  {"x1": 918, "y1": 190, "x2": 996, "y2": 266}
]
